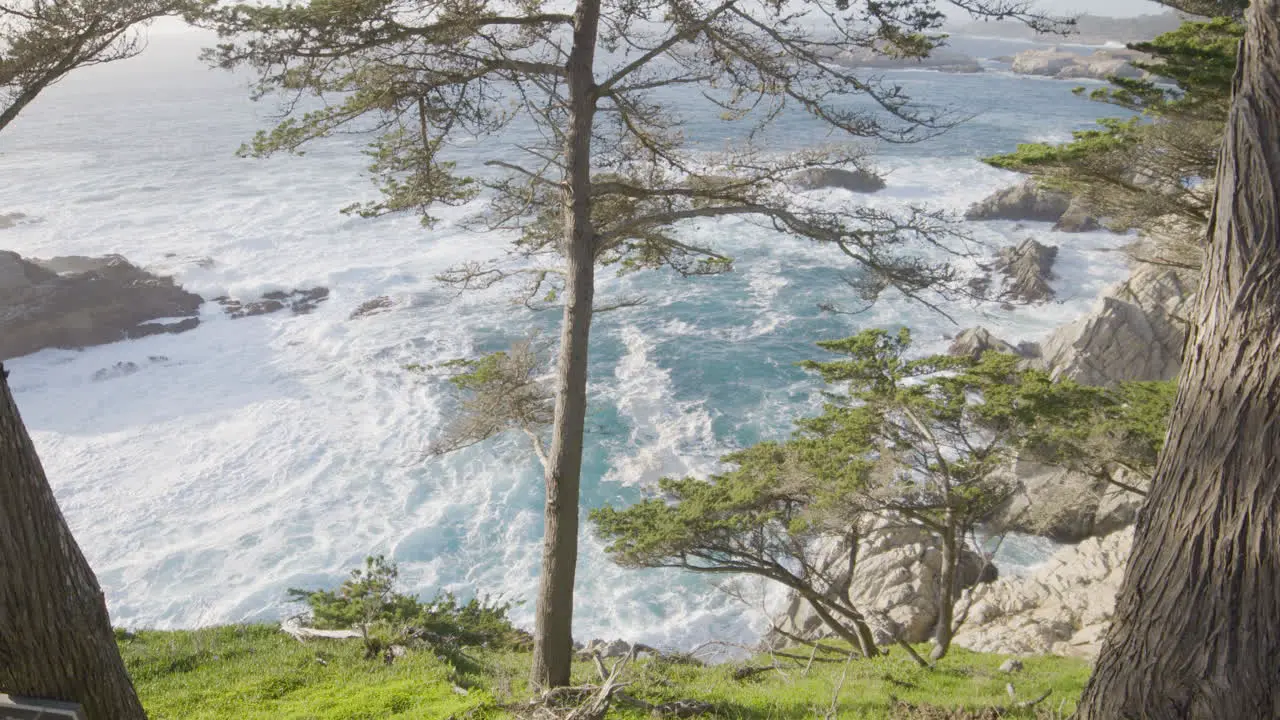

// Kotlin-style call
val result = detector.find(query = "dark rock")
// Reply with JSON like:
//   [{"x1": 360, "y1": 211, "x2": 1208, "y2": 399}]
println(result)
[
  {"x1": 991, "y1": 238, "x2": 1058, "y2": 304},
  {"x1": 787, "y1": 167, "x2": 887, "y2": 193},
  {"x1": 0, "y1": 251, "x2": 203, "y2": 361},
  {"x1": 217, "y1": 287, "x2": 329, "y2": 319},
  {"x1": 92, "y1": 361, "x2": 141, "y2": 382},
  {"x1": 350, "y1": 296, "x2": 395, "y2": 319},
  {"x1": 964, "y1": 180, "x2": 1071, "y2": 223}
]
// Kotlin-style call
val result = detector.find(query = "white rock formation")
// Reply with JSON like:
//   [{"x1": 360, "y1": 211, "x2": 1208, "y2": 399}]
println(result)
[
  {"x1": 1009, "y1": 47, "x2": 1148, "y2": 81},
  {"x1": 954, "y1": 527, "x2": 1133, "y2": 658},
  {"x1": 1036, "y1": 264, "x2": 1198, "y2": 387},
  {"x1": 770, "y1": 521, "x2": 991, "y2": 647}
]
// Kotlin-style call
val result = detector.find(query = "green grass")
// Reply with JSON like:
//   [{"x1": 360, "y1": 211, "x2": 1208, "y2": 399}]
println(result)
[{"x1": 117, "y1": 626, "x2": 1090, "y2": 719}]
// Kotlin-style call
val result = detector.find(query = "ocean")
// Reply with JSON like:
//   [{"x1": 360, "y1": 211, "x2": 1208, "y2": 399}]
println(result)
[{"x1": 0, "y1": 28, "x2": 1127, "y2": 652}]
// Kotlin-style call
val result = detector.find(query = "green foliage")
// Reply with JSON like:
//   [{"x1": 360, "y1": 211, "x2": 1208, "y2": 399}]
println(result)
[
  {"x1": 417, "y1": 339, "x2": 554, "y2": 458},
  {"x1": 1017, "y1": 379, "x2": 1175, "y2": 488},
  {"x1": 596, "y1": 328, "x2": 1174, "y2": 655},
  {"x1": 118, "y1": 625, "x2": 498, "y2": 719},
  {"x1": 118, "y1": 626, "x2": 1091, "y2": 718},
  {"x1": 982, "y1": 17, "x2": 1242, "y2": 262},
  {"x1": 288, "y1": 555, "x2": 529, "y2": 657}
]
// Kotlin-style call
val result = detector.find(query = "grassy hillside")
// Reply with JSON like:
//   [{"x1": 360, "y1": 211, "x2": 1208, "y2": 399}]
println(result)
[{"x1": 117, "y1": 625, "x2": 1090, "y2": 719}]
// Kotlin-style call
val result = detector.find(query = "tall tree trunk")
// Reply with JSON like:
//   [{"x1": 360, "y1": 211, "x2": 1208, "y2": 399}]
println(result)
[
  {"x1": 930, "y1": 520, "x2": 957, "y2": 661},
  {"x1": 1076, "y1": 2, "x2": 1280, "y2": 716},
  {"x1": 0, "y1": 364, "x2": 147, "y2": 719},
  {"x1": 529, "y1": 0, "x2": 600, "y2": 690}
]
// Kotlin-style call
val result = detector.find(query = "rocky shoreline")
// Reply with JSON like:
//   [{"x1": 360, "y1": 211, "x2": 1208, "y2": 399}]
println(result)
[
  {"x1": 1, "y1": 172, "x2": 1192, "y2": 663},
  {"x1": 0, "y1": 251, "x2": 335, "y2": 362}
]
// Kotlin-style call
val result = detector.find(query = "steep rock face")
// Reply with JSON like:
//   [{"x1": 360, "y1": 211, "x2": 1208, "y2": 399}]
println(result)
[
  {"x1": 985, "y1": 460, "x2": 1144, "y2": 543},
  {"x1": 0, "y1": 251, "x2": 203, "y2": 361},
  {"x1": 769, "y1": 521, "x2": 991, "y2": 647},
  {"x1": 954, "y1": 527, "x2": 1133, "y2": 658},
  {"x1": 787, "y1": 167, "x2": 886, "y2": 193},
  {"x1": 1053, "y1": 198, "x2": 1103, "y2": 232},
  {"x1": 964, "y1": 180, "x2": 1072, "y2": 223},
  {"x1": 991, "y1": 238, "x2": 1058, "y2": 304},
  {"x1": 1036, "y1": 265, "x2": 1198, "y2": 386}
]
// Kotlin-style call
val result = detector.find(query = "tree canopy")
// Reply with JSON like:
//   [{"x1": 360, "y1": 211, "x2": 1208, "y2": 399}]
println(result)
[
  {"x1": 983, "y1": 17, "x2": 1243, "y2": 271},
  {"x1": 1, "y1": 0, "x2": 193, "y2": 131},
  {"x1": 595, "y1": 329, "x2": 1171, "y2": 660}
]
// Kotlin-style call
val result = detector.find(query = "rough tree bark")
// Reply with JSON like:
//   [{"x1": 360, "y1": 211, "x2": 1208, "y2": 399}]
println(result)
[
  {"x1": 528, "y1": 0, "x2": 601, "y2": 690},
  {"x1": 1076, "y1": 0, "x2": 1280, "y2": 716},
  {"x1": 0, "y1": 363, "x2": 147, "y2": 719},
  {"x1": 931, "y1": 519, "x2": 958, "y2": 661}
]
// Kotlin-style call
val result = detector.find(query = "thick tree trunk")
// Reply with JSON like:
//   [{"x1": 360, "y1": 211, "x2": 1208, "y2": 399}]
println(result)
[
  {"x1": 1076, "y1": 2, "x2": 1280, "y2": 716},
  {"x1": 528, "y1": 0, "x2": 600, "y2": 690},
  {"x1": 0, "y1": 364, "x2": 147, "y2": 719},
  {"x1": 930, "y1": 523, "x2": 957, "y2": 661}
]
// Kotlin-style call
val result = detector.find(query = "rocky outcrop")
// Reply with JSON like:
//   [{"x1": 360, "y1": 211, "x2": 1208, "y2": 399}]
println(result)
[
  {"x1": 1053, "y1": 198, "x2": 1102, "y2": 232},
  {"x1": 1035, "y1": 265, "x2": 1197, "y2": 386},
  {"x1": 948, "y1": 327, "x2": 1022, "y2": 360},
  {"x1": 769, "y1": 521, "x2": 993, "y2": 648},
  {"x1": 984, "y1": 460, "x2": 1144, "y2": 543},
  {"x1": 0, "y1": 251, "x2": 203, "y2": 361},
  {"x1": 990, "y1": 238, "x2": 1058, "y2": 304},
  {"x1": 215, "y1": 287, "x2": 330, "y2": 319},
  {"x1": 954, "y1": 527, "x2": 1132, "y2": 658},
  {"x1": 1009, "y1": 47, "x2": 1147, "y2": 81},
  {"x1": 788, "y1": 167, "x2": 886, "y2": 193},
  {"x1": 965, "y1": 180, "x2": 1072, "y2": 224},
  {"x1": 966, "y1": 180, "x2": 1102, "y2": 232},
  {"x1": 350, "y1": 296, "x2": 395, "y2": 319},
  {"x1": 827, "y1": 46, "x2": 983, "y2": 74}
]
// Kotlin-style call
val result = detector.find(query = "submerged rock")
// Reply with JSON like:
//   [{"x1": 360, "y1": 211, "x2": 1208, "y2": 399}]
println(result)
[
  {"x1": 829, "y1": 46, "x2": 983, "y2": 74},
  {"x1": 0, "y1": 251, "x2": 203, "y2": 361},
  {"x1": 954, "y1": 527, "x2": 1133, "y2": 658},
  {"x1": 350, "y1": 295, "x2": 395, "y2": 319},
  {"x1": 0, "y1": 212, "x2": 30, "y2": 229},
  {"x1": 787, "y1": 167, "x2": 886, "y2": 193},
  {"x1": 216, "y1": 287, "x2": 330, "y2": 319}
]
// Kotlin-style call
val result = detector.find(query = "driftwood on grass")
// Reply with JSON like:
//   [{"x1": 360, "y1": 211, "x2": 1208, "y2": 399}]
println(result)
[
  {"x1": 279, "y1": 616, "x2": 363, "y2": 641},
  {"x1": 509, "y1": 648, "x2": 712, "y2": 719}
]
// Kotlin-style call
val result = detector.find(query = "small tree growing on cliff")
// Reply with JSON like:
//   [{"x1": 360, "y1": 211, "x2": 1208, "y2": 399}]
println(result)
[
  {"x1": 198, "y1": 0, "x2": 1068, "y2": 688},
  {"x1": 597, "y1": 329, "x2": 1105, "y2": 661}
]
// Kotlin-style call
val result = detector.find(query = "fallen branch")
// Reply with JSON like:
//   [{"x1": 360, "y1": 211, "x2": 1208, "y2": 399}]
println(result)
[{"x1": 280, "y1": 616, "x2": 363, "y2": 642}]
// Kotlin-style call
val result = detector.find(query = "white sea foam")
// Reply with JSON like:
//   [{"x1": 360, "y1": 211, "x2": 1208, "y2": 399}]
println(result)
[{"x1": 0, "y1": 32, "x2": 1133, "y2": 646}]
